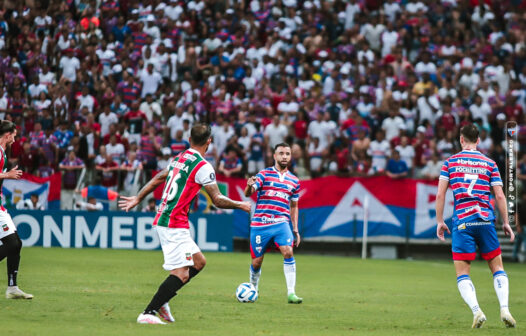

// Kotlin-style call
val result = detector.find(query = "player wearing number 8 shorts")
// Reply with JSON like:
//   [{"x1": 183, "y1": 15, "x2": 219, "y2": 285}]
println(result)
[
  {"x1": 119, "y1": 123, "x2": 251, "y2": 324},
  {"x1": 436, "y1": 124, "x2": 516, "y2": 328}
]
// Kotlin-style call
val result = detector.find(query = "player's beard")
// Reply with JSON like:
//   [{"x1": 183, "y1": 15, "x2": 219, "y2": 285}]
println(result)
[{"x1": 278, "y1": 160, "x2": 289, "y2": 170}]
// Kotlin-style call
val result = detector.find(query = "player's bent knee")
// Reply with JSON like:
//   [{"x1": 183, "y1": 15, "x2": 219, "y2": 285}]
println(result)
[
  {"x1": 170, "y1": 267, "x2": 190, "y2": 283},
  {"x1": 280, "y1": 246, "x2": 294, "y2": 259}
]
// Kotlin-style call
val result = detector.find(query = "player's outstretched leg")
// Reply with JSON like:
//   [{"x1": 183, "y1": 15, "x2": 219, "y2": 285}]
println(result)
[
  {"x1": 1, "y1": 233, "x2": 33, "y2": 300},
  {"x1": 137, "y1": 268, "x2": 189, "y2": 324},
  {"x1": 457, "y1": 275, "x2": 485, "y2": 328},
  {"x1": 493, "y1": 271, "x2": 516, "y2": 328}
]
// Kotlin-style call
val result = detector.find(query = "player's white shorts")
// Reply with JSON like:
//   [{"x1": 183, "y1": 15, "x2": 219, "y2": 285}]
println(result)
[
  {"x1": 0, "y1": 210, "x2": 16, "y2": 240},
  {"x1": 155, "y1": 226, "x2": 201, "y2": 271}
]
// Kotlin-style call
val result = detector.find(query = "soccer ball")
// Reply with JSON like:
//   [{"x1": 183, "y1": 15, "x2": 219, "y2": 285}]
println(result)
[{"x1": 236, "y1": 283, "x2": 258, "y2": 303}]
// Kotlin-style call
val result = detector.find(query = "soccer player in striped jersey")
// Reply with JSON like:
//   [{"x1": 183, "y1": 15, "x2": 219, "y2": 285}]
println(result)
[
  {"x1": 244, "y1": 142, "x2": 303, "y2": 304},
  {"x1": 436, "y1": 124, "x2": 516, "y2": 328},
  {"x1": 0, "y1": 120, "x2": 33, "y2": 299},
  {"x1": 119, "y1": 123, "x2": 251, "y2": 324}
]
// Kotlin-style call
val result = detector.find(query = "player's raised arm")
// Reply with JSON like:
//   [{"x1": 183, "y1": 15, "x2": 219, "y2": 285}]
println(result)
[
  {"x1": 118, "y1": 168, "x2": 169, "y2": 212},
  {"x1": 492, "y1": 185, "x2": 515, "y2": 242},
  {"x1": 204, "y1": 183, "x2": 251, "y2": 212},
  {"x1": 244, "y1": 176, "x2": 257, "y2": 197},
  {"x1": 436, "y1": 179, "x2": 451, "y2": 241}
]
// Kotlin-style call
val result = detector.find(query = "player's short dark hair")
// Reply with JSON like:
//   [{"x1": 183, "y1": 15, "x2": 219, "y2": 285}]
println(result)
[
  {"x1": 0, "y1": 120, "x2": 16, "y2": 136},
  {"x1": 460, "y1": 124, "x2": 479, "y2": 143},
  {"x1": 190, "y1": 123, "x2": 212, "y2": 146},
  {"x1": 274, "y1": 142, "x2": 291, "y2": 153}
]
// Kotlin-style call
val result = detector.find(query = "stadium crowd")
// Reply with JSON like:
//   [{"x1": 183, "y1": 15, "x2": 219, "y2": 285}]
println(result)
[{"x1": 0, "y1": 0, "x2": 524, "y2": 192}]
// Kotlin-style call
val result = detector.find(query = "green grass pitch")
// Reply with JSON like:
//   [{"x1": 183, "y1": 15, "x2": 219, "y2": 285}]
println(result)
[{"x1": 1, "y1": 247, "x2": 525, "y2": 335}]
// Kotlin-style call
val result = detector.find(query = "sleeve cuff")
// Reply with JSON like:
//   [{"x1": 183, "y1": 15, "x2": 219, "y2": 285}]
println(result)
[
  {"x1": 439, "y1": 176, "x2": 449, "y2": 181},
  {"x1": 490, "y1": 182, "x2": 503, "y2": 186}
]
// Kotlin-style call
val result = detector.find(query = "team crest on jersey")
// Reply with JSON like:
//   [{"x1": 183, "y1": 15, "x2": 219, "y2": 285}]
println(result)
[
  {"x1": 2, "y1": 224, "x2": 8, "y2": 232},
  {"x1": 508, "y1": 126, "x2": 518, "y2": 137},
  {"x1": 186, "y1": 253, "x2": 192, "y2": 261}
]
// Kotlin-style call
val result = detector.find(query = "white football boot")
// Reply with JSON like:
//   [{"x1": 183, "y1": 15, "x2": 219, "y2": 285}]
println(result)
[
  {"x1": 501, "y1": 309, "x2": 516, "y2": 328},
  {"x1": 472, "y1": 310, "x2": 486, "y2": 328},
  {"x1": 158, "y1": 303, "x2": 175, "y2": 323},
  {"x1": 6, "y1": 286, "x2": 33, "y2": 299},
  {"x1": 137, "y1": 313, "x2": 166, "y2": 325}
]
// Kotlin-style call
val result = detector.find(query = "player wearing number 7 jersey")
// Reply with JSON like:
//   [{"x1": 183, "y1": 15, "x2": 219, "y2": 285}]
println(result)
[
  {"x1": 436, "y1": 124, "x2": 516, "y2": 329},
  {"x1": 119, "y1": 123, "x2": 251, "y2": 325}
]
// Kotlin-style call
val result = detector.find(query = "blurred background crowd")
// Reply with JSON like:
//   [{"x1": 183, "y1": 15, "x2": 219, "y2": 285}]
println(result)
[{"x1": 0, "y1": 0, "x2": 525, "y2": 193}]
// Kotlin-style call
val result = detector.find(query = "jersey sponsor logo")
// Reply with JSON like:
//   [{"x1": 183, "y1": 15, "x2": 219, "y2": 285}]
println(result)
[
  {"x1": 183, "y1": 153, "x2": 197, "y2": 162},
  {"x1": 458, "y1": 223, "x2": 466, "y2": 230},
  {"x1": 209, "y1": 172, "x2": 216, "y2": 181},
  {"x1": 261, "y1": 215, "x2": 286, "y2": 223},
  {"x1": 456, "y1": 158, "x2": 489, "y2": 167},
  {"x1": 463, "y1": 205, "x2": 481, "y2": 213},
  {"x1": 266, "y1": 190, "x2": 290, "y2": 200},
  {"x1": 454, "y1": 167, "x2": 487, "y2": 174}
]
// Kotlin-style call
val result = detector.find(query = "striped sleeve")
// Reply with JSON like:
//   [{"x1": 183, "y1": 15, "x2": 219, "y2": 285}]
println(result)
[
  {"x1": 490, "y1": 162, "x2": 503, "y2": 186},
  {"x1": 291, "y1": 181, "x2": 300, "y2": 202},
  {"x1": 439, "y1": 159, "x2": 449, "y2": 181},
  {"x1": 253, "y1": 170, "x2": 265, "y2": 191}
]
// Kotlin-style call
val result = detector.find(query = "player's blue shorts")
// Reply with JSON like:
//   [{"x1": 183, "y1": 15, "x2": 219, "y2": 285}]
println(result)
[
  {"x1": 250, "y1": 222, "x2": 294, "y2": 259},
  {"x1": 451, "y1": 220, "x2": 501, "y2": 261}
]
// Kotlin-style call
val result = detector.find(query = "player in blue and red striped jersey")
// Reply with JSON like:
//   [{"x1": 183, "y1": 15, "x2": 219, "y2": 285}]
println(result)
[
  {"x1": 436, "y1": 124, "x2": 516, "y2": 329},
  {"x1": 244, "y1": 142, "x2": 303, "y2": 304}
]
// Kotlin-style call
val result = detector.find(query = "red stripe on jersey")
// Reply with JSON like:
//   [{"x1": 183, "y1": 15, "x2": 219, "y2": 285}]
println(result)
[{"x1": 167, "y1": 160, "x2": 207, "y2": 229}]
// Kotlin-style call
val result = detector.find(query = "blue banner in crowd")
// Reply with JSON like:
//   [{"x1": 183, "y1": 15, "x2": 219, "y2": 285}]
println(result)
[{"x1": 11, "y1": 211, "x2": 233, "y2": 252}]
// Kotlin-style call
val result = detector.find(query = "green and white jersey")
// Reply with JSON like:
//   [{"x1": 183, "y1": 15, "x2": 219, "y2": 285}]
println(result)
[{"x1": 153, "y1": 149, "x2": 216, "y2": 229}]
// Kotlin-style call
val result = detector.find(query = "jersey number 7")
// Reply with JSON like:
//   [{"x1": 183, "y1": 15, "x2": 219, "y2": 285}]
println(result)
[{"x1": 464, "y1": 173, "x2": 478, "y2": 196}]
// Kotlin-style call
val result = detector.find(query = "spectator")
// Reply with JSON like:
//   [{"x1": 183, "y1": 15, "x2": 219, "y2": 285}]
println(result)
[
  {"x1": 367, "y1": 129, "x2": 390, "y2": 174},
  {"x1": 59, "y1": 149, "x2": 85, "y2": 190},
  {"x1": 75, "y1": 196, "x2": 104, "y2": 211},
  {"x1": 218, "y1": 148, "x2": 243, "y2": 178},
  {"x1": 121, "y1": 151, "x2": 143, "y2": 193},
  {"x1": 170, "y1": 129, "x2": 190, "y2": 156},
  {"x1": 395, "y1": 136, "x2": 415, "y2": 171},
  {"x1": 142, "y1": 198, "x2": 157, "y2": 213},
  {"x1": 386, "y1": 150, "x2": 409, "y2": 179},
  {"x1": 421, "y1": 152, "x2": 443, "y2": 180},
  {"x1": 16, "y1": 194, "x2": 45, "y2": 210},
  {"x1": 96, "y1": 154, "x2": 119, "y2": 190}
]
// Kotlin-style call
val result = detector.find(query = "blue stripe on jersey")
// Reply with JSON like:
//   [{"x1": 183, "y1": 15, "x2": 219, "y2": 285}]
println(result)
[
  {"x1": 252, "y1": 167, "x2": 300, "y2": 227},
  {"x1": 441, "y1": 150, "x2": 501, "y2": 225}
]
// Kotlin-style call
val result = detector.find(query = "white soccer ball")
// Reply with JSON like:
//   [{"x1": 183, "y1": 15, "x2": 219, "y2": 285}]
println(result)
[{"x1": 236, "y1": 282, "x2": 258, "y2": 303}]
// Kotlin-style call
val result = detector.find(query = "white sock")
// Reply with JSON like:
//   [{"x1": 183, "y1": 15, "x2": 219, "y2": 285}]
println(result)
[
  {"x1": 249, "y1": 265, "x2": 261, "y2": 290},
  {"x1": 283, "y1": 257, "x2": 296, "y2": 295},
  {"x1": 457, "y1": 275, "x2": 480, "y2": 315},
  {"x1": 493, "y1": 271, "x2": 509, "y2": 311}
]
